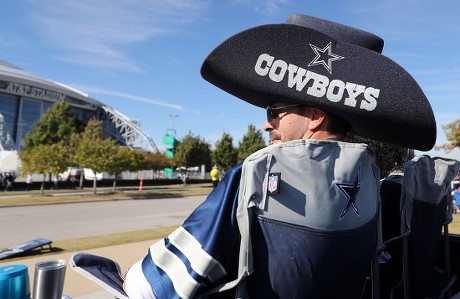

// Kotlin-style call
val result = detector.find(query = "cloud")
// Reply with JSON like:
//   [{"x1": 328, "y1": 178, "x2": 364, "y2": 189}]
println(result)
[
  {"x1": 230, "y1": 0, "x2": 292, "y2": 16},
  {"x1": 25, "y1": 0, "x2": 211, "y2": 72},
  {"x1": 77, "y1": 86, "x2": 184, "y2": 110},
  {"x1": 0, "y1": 34, "x2": 26, "y2": 48},
  {"x1": 254, "y1": 0, "x2": 291, "y2": 16},
  {"x1": 412, "y1": 68, "x2": 460, "y2": 77}
]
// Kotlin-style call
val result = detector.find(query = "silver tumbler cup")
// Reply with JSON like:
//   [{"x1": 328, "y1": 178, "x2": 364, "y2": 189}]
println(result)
[{"x1": 32, "y1": 259, "x2": 66, "y2": 299}]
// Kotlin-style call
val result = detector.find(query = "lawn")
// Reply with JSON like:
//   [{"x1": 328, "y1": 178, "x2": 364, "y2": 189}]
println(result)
[{"x1": 0, "y1": 184, "x2": 213, "y2": 206}]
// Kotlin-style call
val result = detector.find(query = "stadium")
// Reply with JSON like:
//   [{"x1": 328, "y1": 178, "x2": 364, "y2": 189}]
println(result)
[{"x1": 0, "y1": 60, "x2": 159, "y2": 173}]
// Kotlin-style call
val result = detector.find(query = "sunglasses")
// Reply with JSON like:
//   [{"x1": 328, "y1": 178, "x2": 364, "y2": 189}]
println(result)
[{"x1": 266, "y1": 104, "x2": 302, "y2": 122}]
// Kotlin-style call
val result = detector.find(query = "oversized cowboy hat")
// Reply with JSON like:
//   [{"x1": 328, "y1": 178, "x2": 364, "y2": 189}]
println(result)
[{"x1": 201, "y1": 14, "x2": 436, "y2": 151}]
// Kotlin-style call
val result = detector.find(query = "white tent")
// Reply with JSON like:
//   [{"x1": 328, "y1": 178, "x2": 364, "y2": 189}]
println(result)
[{"x1": 0, "y1": 151, "x2": 19, "y2": 172}]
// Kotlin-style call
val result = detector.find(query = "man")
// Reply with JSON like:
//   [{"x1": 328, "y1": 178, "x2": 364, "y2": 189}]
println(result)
[
  {"x1": 123, "y1": 102, "x2": 378, "y2": 299},
  {"x1": 71, "y1": 14, "x2": 437, "y2": 299},
  {"x1": 264, "y1": 104, "x2": 349, "y2": 144},
  {"x1": 210, "y1": 166, "x2": 219, "y2": 188}
]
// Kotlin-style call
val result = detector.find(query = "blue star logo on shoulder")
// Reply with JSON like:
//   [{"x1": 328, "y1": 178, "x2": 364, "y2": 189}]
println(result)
[
  {"x1": 308, "y1": 42, "x2": 344, "y2": 74},
  {"x1": 336, "y1": 166, "x2": 362, "y2": 220}
]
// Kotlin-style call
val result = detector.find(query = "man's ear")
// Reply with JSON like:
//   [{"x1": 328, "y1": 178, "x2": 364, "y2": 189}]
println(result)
[{"x1": 307, "y1": 107, "x2": 327, "y2": 131}]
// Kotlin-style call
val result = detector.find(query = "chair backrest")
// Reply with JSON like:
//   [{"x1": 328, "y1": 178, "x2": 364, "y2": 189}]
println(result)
[
  {"x1": 400, "y1": 155, "x2": 460, "y2": 299},
  {"x1": 235, "y1": 140, "x2": 381, "y2": 298}
]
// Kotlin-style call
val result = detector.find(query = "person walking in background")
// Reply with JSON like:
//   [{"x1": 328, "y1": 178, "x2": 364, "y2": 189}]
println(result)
[
  {"x1": 182, "y1": 172, "x2": 189, "y2": 186},
  {"x1": 4, "y1": 172, "x2": 15, "y2": 191},
  {"x1": 210, "y1": 165, "x2": 219, "y2": 188},
  {"x1": 52, "y1": 175, "x2": 60, "y2": 190},
  {"x1": 25, "y1": 173, "x2": 33, "y2": 191},
  {"x1": 70, "y1": 175, "x2": 77, "y2": 190}
]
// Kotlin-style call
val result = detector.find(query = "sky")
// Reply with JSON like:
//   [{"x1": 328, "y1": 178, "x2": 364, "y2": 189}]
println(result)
[{"x1": 0, "y1": 0, "x2": 459, "y2": 156}]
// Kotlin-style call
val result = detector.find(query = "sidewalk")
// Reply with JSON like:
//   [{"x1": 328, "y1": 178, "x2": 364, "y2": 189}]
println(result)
[{"x1": 0, "y1": 240, "x2": 155, "y2": 298}]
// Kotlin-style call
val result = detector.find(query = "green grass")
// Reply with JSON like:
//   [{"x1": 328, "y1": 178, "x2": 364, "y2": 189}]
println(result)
[
  {"x1": 0, "y1": 193, "x2": 125, "y2": 205},
  {"x1": 52, "y1": 226, "x2": 178, "y2": 251},
  {"x1": 0, "y1": 184, "x2": 213, "y2": 206}
]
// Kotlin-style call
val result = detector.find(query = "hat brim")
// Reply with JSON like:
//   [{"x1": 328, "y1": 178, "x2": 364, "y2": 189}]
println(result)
[{"x1": 201, "y1": 24, "x2": 436, "y2": 151}]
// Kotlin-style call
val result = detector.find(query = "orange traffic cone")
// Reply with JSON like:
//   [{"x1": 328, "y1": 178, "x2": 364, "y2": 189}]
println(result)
[{"x1": 139, "y1": 178, "x2": 143, "y2": 192}]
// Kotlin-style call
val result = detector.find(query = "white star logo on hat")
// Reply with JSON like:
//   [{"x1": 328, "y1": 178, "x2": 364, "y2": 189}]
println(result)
[{"x1": 308, "y1": 42, "x2": 344, "y2": 74}]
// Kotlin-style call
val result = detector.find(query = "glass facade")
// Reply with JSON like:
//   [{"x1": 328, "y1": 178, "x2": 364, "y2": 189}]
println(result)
[
  {"x1": 0, "y1": 65, "x2": 157, "y2": 171},
  {"x1": 17, "y1": 98, "x2": 43, "y2": 149},
  {"x1": 0, "y1": 93, "x2": 19, "y2": 150},
  {"x1": 0, "y1": 73, "x2": 152, "y2": 156},
  {"x1": 0, "y1": 92, "x2": 96, "y2": 150}
]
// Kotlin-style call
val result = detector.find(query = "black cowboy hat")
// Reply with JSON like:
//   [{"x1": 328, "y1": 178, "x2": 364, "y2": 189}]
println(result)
[{"x1": 201, "y1": 14, "x2": 436, "y2": 151}]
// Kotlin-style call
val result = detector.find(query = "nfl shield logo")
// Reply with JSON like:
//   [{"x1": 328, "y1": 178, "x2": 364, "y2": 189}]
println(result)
[{"x1": 268, "y1": 173, "x2": 281, "y2": 194}]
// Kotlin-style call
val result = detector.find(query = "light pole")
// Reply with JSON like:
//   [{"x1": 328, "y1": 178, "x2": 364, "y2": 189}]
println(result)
[{"x1": 168, "y1": 114, "x2": 178, "y2": 136}]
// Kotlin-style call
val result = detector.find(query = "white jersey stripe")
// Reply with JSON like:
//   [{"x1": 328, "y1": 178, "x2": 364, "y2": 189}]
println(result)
[
  {"x1": 169, "y1": 226, "x2": 227, "y2": 282},
  {"x1": 150, "y1": 240, "x2": 200, "y2": 298}
]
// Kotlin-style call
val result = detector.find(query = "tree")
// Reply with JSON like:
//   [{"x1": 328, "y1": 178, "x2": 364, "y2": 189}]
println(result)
[
  {"x1": 80, "y1": 118, "x2": 104, "y2": 141},
  {"x1": 238, "y1": 124, "x2": 266, "y2": 162},
  {"x1": 108, "y1": 147, "x2": 147, "y2": 191},
  {"x1": 144, "y1": 151, "x2": 171, "y2": 170},
  {"x1": 124, "y1": 148, "x2": 149, "y2": 173},
  {"x1": 75, "y1": 137, "x2": 119, "y2": 194},
  {"x1": 23, "y1": 101, "x2": 85, "y2": 150},
  {"x1": 174, "y1": 132, "x2": 212, "y2": 168},
  {"x1": 441, "y1": 119, "x2": 460, "y2": 150},
  {"x1": 19, "y1": 142, "x2": 70, "y2": 195},
  {"x1": 74, "y1": 119, "x2": 151, "y2": 192},
  {"x1": 72, "y1": 119, "x2": 105, "y2": 189},
  {"x1": 212, "y1": 132, "x2": 238, "y2": 172},
  {"x1": 74, "y1": 119, "x2": 118, "y2": 194}
]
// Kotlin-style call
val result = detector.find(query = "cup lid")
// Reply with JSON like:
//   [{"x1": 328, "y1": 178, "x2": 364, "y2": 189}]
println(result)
[
  {"x1": 35, "y1": 259, "x2": 66, "y2": 270},
  {"x1": 0, "y1": 264, "x2": 28, "y2": 280}
]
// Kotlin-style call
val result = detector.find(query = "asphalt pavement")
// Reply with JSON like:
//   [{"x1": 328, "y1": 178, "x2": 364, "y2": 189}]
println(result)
[{"x1": 0, "y1": 195, "x2": 205, "y2": 246}]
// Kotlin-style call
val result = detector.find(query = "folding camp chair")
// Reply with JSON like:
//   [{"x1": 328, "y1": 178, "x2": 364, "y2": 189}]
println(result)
[
  {"x1": 400, "y1": 155, "x2": 460, "y2": 299},
  {"x1": 233, "y1": 140, "x2": 382, "y2": 299},
  {"x1": 375, "y1": 173, "x2": 405, "y2": 299}
]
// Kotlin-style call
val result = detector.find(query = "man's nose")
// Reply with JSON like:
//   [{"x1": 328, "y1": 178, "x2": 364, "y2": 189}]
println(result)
[{"x1": 263, "y1": 120, "x2": 274, "y2": 132}]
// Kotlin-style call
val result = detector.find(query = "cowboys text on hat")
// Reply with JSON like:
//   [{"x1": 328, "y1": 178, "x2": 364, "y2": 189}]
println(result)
[{"x1": 254, "y1": 52, "x2": 380, "y2": 112}]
